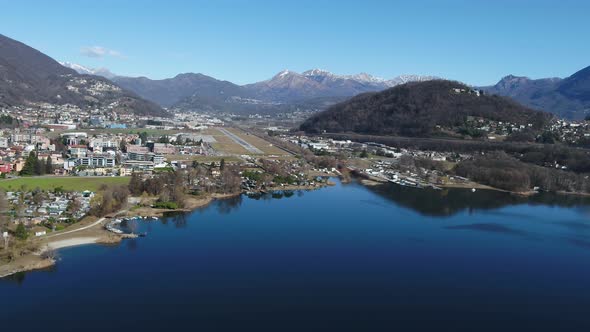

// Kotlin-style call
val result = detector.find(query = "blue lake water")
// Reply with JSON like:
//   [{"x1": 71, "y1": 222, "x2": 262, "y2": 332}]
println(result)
[{"x1": 2, "y1": 180, "x2": 590, "y2": 331}]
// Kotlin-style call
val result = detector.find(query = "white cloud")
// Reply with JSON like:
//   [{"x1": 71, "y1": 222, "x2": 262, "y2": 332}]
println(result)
[{"x1": 80, "y1": 46, "x2": 125, "y2": 59}]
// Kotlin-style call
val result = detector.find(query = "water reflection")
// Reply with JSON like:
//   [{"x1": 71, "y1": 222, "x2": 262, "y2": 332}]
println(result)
[
  {"x1": 247, "y1": 190, "x2": 301, "y2": 201},
  {"x1": 217, "y1": 195, "x2": 243, "y2": 214},
  {"x1": 364, "y1": 181, "x2": 590, "y2": 217},
  {"x1": 161, "y1": 211, "x2": 189, "y2": 228}
]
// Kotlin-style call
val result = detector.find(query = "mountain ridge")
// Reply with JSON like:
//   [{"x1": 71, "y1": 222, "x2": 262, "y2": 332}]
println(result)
[
  {"x1": 101, "y1": 67, "x2": 437, "y2": 112},
  {"x1": 482, "y1": 66, "x2": 590, "y2": 119},
  {"x1": 0, "y1": 34, "x2": 166, "y2": 117}
]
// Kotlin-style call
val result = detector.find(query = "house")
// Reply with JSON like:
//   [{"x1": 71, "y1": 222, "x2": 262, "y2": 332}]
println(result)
[
  {"x1": 76, "y1": 156, "x2": 116, "y2": 168},
  {"x1": 149, "y1": 143, "x2": 176, "y2": 155},
  {"x1": 69, "y1": 145, "x2": 88, "y2": 158},
  {"x1": 33, "y1": 227, "x2": 47, "y2": 237},
  {"x1": 0, "y1": 162, "x2": 11, "y2": 173},
  {"x1": 127, "y1": 145, "x2": 151, "y2": 161}
]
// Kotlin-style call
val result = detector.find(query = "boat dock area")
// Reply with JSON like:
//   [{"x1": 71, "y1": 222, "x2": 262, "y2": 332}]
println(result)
[{"x1": 105, "y1": 216, "x2": 159, "y2": 234}]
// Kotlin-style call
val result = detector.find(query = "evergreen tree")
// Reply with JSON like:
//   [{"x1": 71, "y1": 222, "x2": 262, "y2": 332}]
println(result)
[
  {"x1": 138, "y1": 132, "x2": 148, "y2": 144},
  {"x1": 220, "y1": 158, "x2": 226, "y2": 171},
  {"x1": 15, "y1": 223, "x2": 27, "y2": 240},
  {"x1": 45, "y1": 156, "x2": 53, "y2": 174},
  {"x1": 36, "y1": 158, "x2": 45, "y2": 175},
  {"x1": 20, "y1": 152, "x2": 38, "y2": 176}
]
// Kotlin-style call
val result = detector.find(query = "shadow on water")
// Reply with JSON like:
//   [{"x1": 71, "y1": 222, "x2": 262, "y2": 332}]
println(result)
[{"x1": 363, "y1": 181, "x2": 590, "y2": 217}]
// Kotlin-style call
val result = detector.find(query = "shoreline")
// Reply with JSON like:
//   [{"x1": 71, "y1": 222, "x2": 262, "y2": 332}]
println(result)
[
  {"x1": 126, "y1": 182, "x2": 333, "y2": 218},
  {"x1": 1, "y1": 182, "x2": 331, "y2": 278},
  {"x1": 359, "y1": 175, "x2": 590, "y2": 198}
]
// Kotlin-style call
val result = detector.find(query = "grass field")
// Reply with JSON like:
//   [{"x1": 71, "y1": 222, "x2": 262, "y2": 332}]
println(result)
[
  {"x1": 204, "y1": 128, "x2": 251, "y2": 154},
  {"x1": 225, "y1": 128, "x2": 290, "y2": 155},
  {"x1": 0, "y1": 176, "x2": 131, "y2": 192}
]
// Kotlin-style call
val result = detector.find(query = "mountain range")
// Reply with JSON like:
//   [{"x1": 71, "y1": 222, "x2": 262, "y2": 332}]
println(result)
[
  {"x1": 61, "y1": 62, "x2": 437, "y2": 113},
  {"x1": 0, "y1": 34, "x2": 166, "y2": 117},
  {"x1": 482, "y1": 66, "x2": 590, "y2": 119},
  {"x1": 5, "y1": 32, "x2": 590, "y2": 119}
]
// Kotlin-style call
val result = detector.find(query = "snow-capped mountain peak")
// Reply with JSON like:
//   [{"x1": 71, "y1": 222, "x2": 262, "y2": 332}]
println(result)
[
  {"x1": 302, "y1": 68, "x2": 334, "y2": 77},
  {"x1": 277, "y1": 69, "x2": 294, "y2": 78},
  {"x1": 345, "y1": 72, "x2": 387, "y2": 84},
  {"x1": 59, "y1": 61, "x2": 117, "y2": 79},
  {"x1": 59, "y1": 61, "x2": 93, "y2": 75}
]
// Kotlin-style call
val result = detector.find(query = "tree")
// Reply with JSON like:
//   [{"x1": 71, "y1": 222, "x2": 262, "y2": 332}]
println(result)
[
  {"x1": 138, "y1": 132, "x2": 148, "y2": 144},
  {"x1": 15, "y1": 223, "x2": 28, "y2": 240},
  {"x1": 128, "y1": 173, "x2": 143, "y2": 195},
  {"x1": 220, "y1": 158, "x2": 226, "y2": 171},
  {"x1": 220, "y1": 165, "x2": 242, "y2": 194},
  {"x1": 119, "y1": 140, "x2": 127, "y2": 153},
  {"x1": 66, "y1": 198, "x2": 82, "y2": 217},
  {"x1": 35, "y1": 157, "x2": 45, "y2": 175},
  {"x1": 20, "y1": 151, "x2": 38, "y2": 176},
  {"x1": 45, "y1": 156, "x2": 53, "y2": 175}
]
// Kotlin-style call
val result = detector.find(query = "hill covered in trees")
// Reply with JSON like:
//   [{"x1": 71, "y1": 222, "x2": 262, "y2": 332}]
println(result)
[{"x1": 300, "y1": 80, "x2": 552, "y2": 137}]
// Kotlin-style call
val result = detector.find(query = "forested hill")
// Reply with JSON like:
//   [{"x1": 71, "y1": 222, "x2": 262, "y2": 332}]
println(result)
[{"x1": 300, "y1": 80, "x2": 552, "y2": 136}]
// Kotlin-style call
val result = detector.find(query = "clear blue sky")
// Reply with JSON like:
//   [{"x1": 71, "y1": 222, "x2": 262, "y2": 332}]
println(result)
[{"x1": 1, "y1": 0, "x2": 588, "y2": 85}]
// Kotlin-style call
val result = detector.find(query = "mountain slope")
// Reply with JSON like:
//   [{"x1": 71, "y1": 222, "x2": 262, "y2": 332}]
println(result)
[
  {"x1": 0, "y1": 34, "x2": 166, "y2": 117},
  {"x1": 113, "y1": 73, "x2": 247, "y2": 108},
  {"x1": 300, "y1": 80, "x2": 551, "y2": 136},
  {"x1": 482, "y1": 66, "x2": 590, "y2": 119},
  {"x1": 243, "y1": 69, "x2": 437, "y2": 103},
  {"x1": 557, "y1": 66, "x2": 590, "y2": 102},
  {"x1": 111, "y1": 68, "x2": 437, "y2": 113}
]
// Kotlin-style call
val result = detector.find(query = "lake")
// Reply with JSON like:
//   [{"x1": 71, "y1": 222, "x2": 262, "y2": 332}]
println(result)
[{"x1": 2, "y1": 179, "x2": 590, "y2": 331}]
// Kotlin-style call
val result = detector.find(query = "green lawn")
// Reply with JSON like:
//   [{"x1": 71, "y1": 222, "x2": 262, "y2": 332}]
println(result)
[{"x1": 0, "y1": 176, "x2": 130, "y2": 192}]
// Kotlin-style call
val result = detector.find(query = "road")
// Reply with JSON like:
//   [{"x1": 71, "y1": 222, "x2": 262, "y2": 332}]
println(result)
[{"x1": 43, "y1": 216, "x2": 107, "y2": 239}]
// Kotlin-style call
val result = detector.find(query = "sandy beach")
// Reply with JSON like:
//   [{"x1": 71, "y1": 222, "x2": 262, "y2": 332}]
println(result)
[{"x1": 47, "y1": 237, "x2": 100, "y2": 250}]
